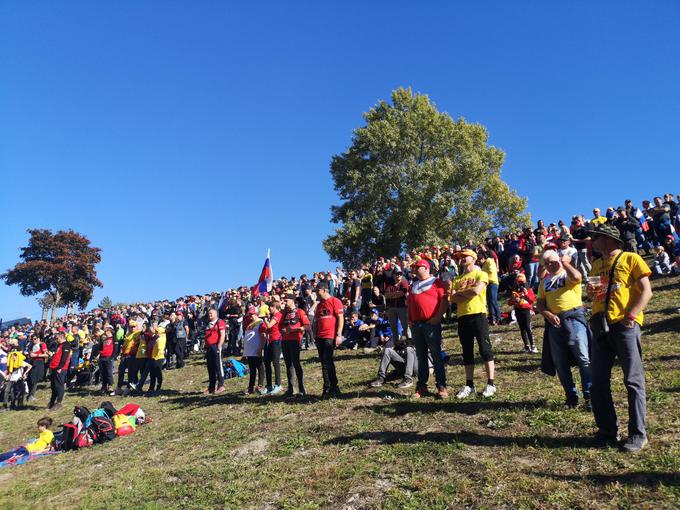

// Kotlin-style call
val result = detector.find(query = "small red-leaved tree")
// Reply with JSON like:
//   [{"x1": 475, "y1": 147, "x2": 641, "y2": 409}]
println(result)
[{"x1": 2, "y1": 229, "x2": 102, "y2": 321}]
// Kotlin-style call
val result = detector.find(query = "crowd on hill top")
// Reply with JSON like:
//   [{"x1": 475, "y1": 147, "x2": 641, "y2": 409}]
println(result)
[{"x1": 1, "y1": 192, "x2": 679, "y2": 453}]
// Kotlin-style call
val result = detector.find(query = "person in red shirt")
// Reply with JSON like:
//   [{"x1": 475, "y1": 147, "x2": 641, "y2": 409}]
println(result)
[
  {"x1": 263, "y1": 302, "x2": 283, "y2": 395},
  {"x1": 48, "y1": 332, "x2": 71, "y2": 410},
  {"x1": 508, "y1": 273, "x2": 537, "y2": 353},
  {"x1": 407, "y1": 259, "x2": 448, "y2": 399},
  {"x1": 203, "y1": 308, "x2": 226, "y2": 395},
  {"x1": 313, "y1": 282, "x2": 345, "y2": 398},
  {"x1": 27, "y1": 334, "x2": 49, "y2": 401},
  {"x1": 98, "y1": 324, "x2": 116, "y2": 396},
  {"x1": 280, "y1": 294, "x2": 310, "y2": 397}
]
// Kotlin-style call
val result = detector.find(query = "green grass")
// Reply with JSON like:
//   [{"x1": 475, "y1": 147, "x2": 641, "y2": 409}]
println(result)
[{"x1": 1, "y1": 274, "x2": 679, "y2": 509}]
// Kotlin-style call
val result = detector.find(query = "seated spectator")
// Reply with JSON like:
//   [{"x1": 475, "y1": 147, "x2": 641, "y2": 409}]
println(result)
[
  {"x1": 652, "y1": 246, "x2": 672, "y2": 276},
  {"x1": 370, "y1": 335, "x2": 417, "y2": 389}
]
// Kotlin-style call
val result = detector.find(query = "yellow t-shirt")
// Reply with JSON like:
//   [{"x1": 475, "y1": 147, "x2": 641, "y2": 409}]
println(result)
[
  {"x1": 122, "y1": 331, "x2": 141, "y2": 356},
  {"x1": 25, "y1": 429, "x2": 54, "y2": 453},
  {"x1": 537, "y1": 270, "x2": 582, "y2": 314},
  {"x1": 591, "y1": 216, "x2": 607, "y2": 225},
  {"x1": 451, "y1": 269, "x2": 488, "y2": 317},
  {"x1": 258, "y1": 304, "x2": 270, "y2": 318},
  {"x1": 482, "y1": 258, "x2": 499, "y2": 285},
  {"x1": 590, "y1": 252, "x2": 651, "y2": 325}
]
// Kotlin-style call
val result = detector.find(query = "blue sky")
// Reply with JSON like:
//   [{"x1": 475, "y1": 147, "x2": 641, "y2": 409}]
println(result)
[{"x1": 1, "y1": 1, "x2": 679, "y2": 320}]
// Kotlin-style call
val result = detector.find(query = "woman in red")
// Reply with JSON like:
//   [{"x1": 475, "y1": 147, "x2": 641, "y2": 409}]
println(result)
[
  {"x1": 508, "y1": 273, "x2": 537, "y2": 353},
  {"x1": 263, "y1": 302, "x2": 283, "y2": 395},
  {"x1": 27, "y1": 334, "x2": 49, "y2": 401},
  {"x1": 280, "y1": 294, "x2": 310, "y2": 397}
]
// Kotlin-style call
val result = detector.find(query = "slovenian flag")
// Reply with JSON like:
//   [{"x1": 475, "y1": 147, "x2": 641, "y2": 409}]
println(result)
[
  {"x1": 251, "y1": 249, "x2": 273, "y2": 297},
  {"x1": 634, "y1": 208, "x2": 649, "y2": 232}
]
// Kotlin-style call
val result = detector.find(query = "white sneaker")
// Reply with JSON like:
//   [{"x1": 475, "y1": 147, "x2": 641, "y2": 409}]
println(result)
[
  {"x1": 482, "y1": 384, "x2": 497, "y2": 398},
  {"x1": 456, "y1": 385, "x2": 475, "y2": 399}
]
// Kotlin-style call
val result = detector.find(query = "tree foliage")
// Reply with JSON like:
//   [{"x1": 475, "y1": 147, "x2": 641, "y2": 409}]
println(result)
[
  {"x1": 99, "y1": 296, "x2": 113, "y2": 310},
  {"x1": 2, "y1": 229, "x2": 103, "y2": 311},
  {"x1": 323, "y1": 88, "x2": 530, "y2": 267}
]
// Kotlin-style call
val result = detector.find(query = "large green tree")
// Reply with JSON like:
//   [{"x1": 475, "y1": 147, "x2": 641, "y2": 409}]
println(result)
[
  {"x1": 323, "y1": 88, "x2": 530, "y2": 267},
  {"x1": 2, "y1": 229, "x2": 103, "y2": 321}
]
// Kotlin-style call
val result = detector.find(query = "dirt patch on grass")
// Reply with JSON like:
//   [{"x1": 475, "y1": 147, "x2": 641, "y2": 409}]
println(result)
[{"x1": 233, "y1": 438, "x2": 268, "y2": 459}]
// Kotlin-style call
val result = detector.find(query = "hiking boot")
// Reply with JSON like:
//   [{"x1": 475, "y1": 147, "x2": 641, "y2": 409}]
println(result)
[
  {"x1": 481, "y1": 384, "x2": 497, "y2": 398},
  {"x1": 593, "y1": 430, "x2": 621, "y2": 447},
  {"x1": 215, "y1": 386, "x2": 225, "y2": 394},
  {"x1": 370, "y1": 377, "x2": 385, "y2": 388},
  {"x1": 203, "y1": 388, "x2": 213, "y2": 395},
  {"x1": 583, "y1": 398, "x2": 592, "y2": 412},
  {"x1": 412, "y1": 386, "x2": 429, "y2": 399},
  {"x1": 397, "y1": 378, "x2": 413, "y2": 389},
  {"x1": 530, "y1": 346, "x2": 539, "y2": 353},
  {"x1": 621, "y1": 435, "x2": 648, "y2": 453},
  {"x1": 255, "y1": 386, "x2": 266, "y2": 395},
  {"x1": 455, "y1": 385, "x2": 475, "y2": 399},
  {"x1": 436, "y1": 387, "x2": 449, "y2": 399},
  {"x1": 27, "y1": 395, "x2": 36, "y2": 402},
  {"x1": 270, "y1": 385, "x2": 282, "y2": 395},
  {"x1": 283, "y1": 389, "x2": 295, "y2": 398},
  {"x1": 244, "y1": 387, "x2": 254, "y2": 395}
]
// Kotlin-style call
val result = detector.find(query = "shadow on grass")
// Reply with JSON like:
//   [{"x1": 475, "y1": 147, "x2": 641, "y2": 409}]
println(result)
[
  {"x1": 644, "y1": 316, "x2": 680, "y2": 336},
  {"x1": 363, "y1": 398, "x2": 549, "y2": 416},
  {"x1": 324, "y1": 429, "x2": 598, "y2": 449},
  {"x1": 649, "y1": 280, "x2": 680, "y2": 293},
  {"x1": 534, "y1": 471, "x2": 680, "y2": 487},
  {"x1": 304, "y1": 352, "x2": 377, "y2": 364}
]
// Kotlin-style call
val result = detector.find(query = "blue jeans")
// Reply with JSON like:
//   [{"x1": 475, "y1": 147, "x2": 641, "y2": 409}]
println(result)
[
  {"x1": 412, "y1": 322, "x2": 446, "y2": 389},
  {"x1": 525, "y1": 262, "x2": 539, "y2": 291},
  {"x1": 548, "y1": 319, "x2": 591, "y2": 399},
  {"x1": 486, "y1": 283, "x2": 501, "y2": 323}
]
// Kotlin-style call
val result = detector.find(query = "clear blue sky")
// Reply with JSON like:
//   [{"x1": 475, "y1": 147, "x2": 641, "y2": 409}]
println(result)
[{"x1": 1, "y1": 1, "x2": 679, "y2": 320}]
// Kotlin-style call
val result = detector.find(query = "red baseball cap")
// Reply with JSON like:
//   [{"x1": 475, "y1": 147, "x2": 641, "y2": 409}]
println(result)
[{"x1": 413, "y1": 259, "x2": 430, "y2": 269}]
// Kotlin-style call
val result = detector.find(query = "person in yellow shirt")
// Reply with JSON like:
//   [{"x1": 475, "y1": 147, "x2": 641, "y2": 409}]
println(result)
[
  {"x1": 586, "y1": 223, "x2": 652, "y2": 452},
  {"x1": 590, "y1": 208, "x2": 608, "y2": 226},
  {"x1": 536, "y1": 249, "x2": 591, "y2": 410},
  {"x1": 116, "y1": 320, "x2": 141, "y2": 394},
  {"x1": 0, "y1": 417, "x2": 54, "y2": 461},
  {"x1": 139, "y1": 322, "x2": 166, "y2": 397},
  {"x1": 478, "y1": 251, "x2": 500, "y2": 325},
  {"x1": 450, "y1": 249, "x2": 496, "y2": 399}
]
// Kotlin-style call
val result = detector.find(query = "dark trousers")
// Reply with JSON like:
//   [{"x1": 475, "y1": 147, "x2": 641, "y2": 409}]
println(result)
[
  {"x1": 515, "y1": 308, "x2": 534, "y2": 348},
  {"x1": 206, "y1": 343, "x2": 224, "y2": 392},
  {"x1": 264, "y1": 340, "x2": 282, "y2": 389},
  {"x1": 247, "y1": 356, "x2": 264, "y2": 390},
  {"x1": 315, "y1": 338, "x2": 339, "y2": 392},
  {"x1": 282, "y1": 341, "x2": 304, "y2": 392},
  {"x1": 458, "y1": 313, "x2": 495, "y2": 365},
  {"x1": 227, "y1": 326, "x2": 240, "y2": 355},
  {"x1": 175, "y1": 337, "x2": 186, "y2": 368},
  {"x1": 29, "y1": 360, "x2": 45, "y2": 396},
  {"x1": 117, "y1": 356, "x2": 136, "y2": 388},
  {"x1": 138, "y1": 359, "x2": 152, "y2": 389},
  {"x1": 148, "y1": 359, "x2": 164, "y2": 392},
  {"x1": 99, "y1": 357, "x2": 114, "y2": 388},
  {"x1": 591, "y1": 322, "x2": 647, "y2": 438},
  {"x1": 49, "y1": 370, "x2": 66, "y2": 407},
  {"x1": 165, "y1": 338, "x2": 176, "y2": 367}
]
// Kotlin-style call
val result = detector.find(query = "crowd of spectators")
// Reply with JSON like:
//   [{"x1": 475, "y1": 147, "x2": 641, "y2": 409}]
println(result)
[{"x1": 1, "y1": 193, "x2": 677, "y2": 452}]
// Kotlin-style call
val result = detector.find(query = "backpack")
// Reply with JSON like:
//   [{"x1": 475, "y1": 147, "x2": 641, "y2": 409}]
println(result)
[
  {"x1": 76, "y1": 428, "x2": 95, "y2": 449},
  {"x1": 113, "y1": 414, "x2": 135, "y2": 436},
  {"x1": 99, "y1": 401, "x2": 117, "y2": 418},
  {"x1": 61, "y1": 423, "x2": 81, "y2": 451},
  {"x1": 88, "y1": 415, "x2": 116, "y2": 443},
  {"x1": 73, "y1": 406, "x2": 91, "y2": 424}
]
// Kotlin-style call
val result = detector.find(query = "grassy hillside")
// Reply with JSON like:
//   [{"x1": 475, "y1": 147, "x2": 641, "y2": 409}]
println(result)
[{"x1": 1, "y1": 275, "x2": 679, "y2": 509}]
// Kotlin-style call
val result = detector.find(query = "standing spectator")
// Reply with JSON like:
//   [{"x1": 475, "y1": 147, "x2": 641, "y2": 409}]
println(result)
[
  {"x1": 407, "y1": 259, "x2": 448, "y2": 399},
  {"x1": 591, "y1": 208, "x2": 607, "y2": 226},
  {"x1": 556, "y1": 233, "x2": 578, "y2": 267},
  {"x1": 615, "y1": 208, "x2": 641, "y2": 253},
  {"x1": 263, "y1": 302, "x2": 283, "y2": 395},
  {"x1": 202, "y1": 308, "x2": 226, "y2": 395},
  {"x1": 280, "y1": 294, "x2": 310, "y2": 397},
  {"x1": 27, "y1": 334, "x2": 49, "y2": 401},
  {"x1": 173, "y1": 312, "x2": 189, "y2": 368},
  {"x1": 508, "y1": 273, "x2": 537, "y2": 352},
  {"x1": 99, "y1": 325, "x2": 116, "y2": 396},
  {"x1": 225, "y1": 298, "x2": 242, "y2": 356},
  {"x1": 570, "y1": 215, "x2": 592, "y2": 278},
  {"x1": 47, "y1": 332, "x2": 71, "y2": 410},
  {"x1": 478, "y1": 252, "x2": 500, "y2": 326},
  {"x1": 587, "y1": 223, "x2": 653, "y2": 452},
  {"x1": 117, "y1": 320, "x2": 140, "y2": 394},
  {"x1": 384, "y1": 267, "x2": 410, "y2": 342},
  {"x1": 450, "y1": 249, "x2": 497, "y2": 399},
  {"x1": 313, "y1": 282, "x2": 345, "y2": 399},
  {"x1": 536, "y1": 250, "x2": 591, "y2": 409},
  {"x1": 243, "y1": 305, "x2": 266, "y2": 395}
]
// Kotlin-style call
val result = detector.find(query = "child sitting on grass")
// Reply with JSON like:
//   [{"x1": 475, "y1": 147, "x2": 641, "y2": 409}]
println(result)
[{"x1": 0, "y1": 416, "x2": 54, "y2": 462}]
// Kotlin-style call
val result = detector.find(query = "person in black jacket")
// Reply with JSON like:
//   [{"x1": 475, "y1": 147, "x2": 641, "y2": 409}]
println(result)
[{"x1": 615, "y1": 208, "x2": 641, "y2": 253}]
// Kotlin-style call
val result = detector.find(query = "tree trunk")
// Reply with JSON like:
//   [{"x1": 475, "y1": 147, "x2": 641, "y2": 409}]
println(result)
[{"x1": 50, "y1": 290, "x2": 60, "y2": 323}]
